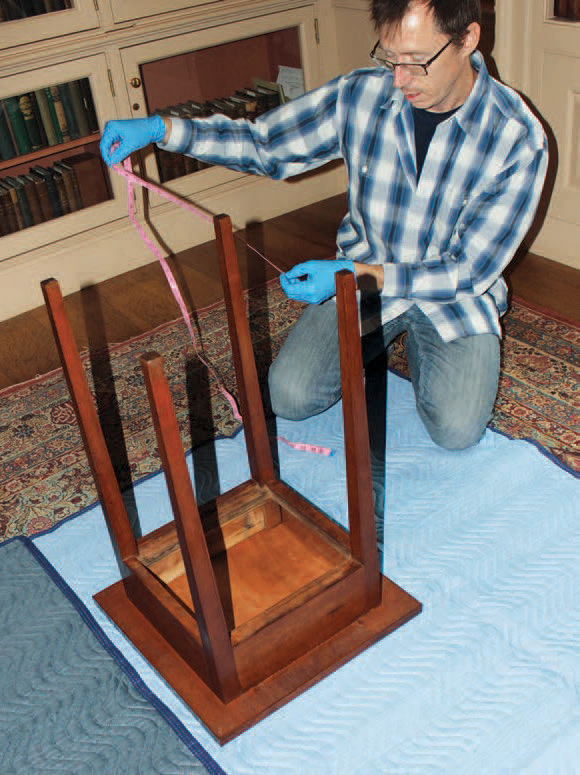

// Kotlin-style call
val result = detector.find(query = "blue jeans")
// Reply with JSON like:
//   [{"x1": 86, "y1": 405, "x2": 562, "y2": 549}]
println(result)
[{"x1": 268, "y1": 301, "x2": 500, "y2": 451}]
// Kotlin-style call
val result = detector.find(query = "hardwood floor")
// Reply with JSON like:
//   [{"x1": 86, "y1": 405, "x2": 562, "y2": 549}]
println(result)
[{"x1": 0, "y1": 193, "x2": 577, "y2": 391}]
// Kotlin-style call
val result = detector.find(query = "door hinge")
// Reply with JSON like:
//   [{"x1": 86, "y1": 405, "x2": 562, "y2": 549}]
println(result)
[
  {"x1": 314, "y1": 17, "x2": 320, "y2": 44},
  {"x1": 107, "y1": 68, "x2": 116, "y2": 97}
]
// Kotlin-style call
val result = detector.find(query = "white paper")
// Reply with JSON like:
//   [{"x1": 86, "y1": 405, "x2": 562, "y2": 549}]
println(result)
[{"x1": 277, "y1": 66, "x2": 305, "y2": 100}]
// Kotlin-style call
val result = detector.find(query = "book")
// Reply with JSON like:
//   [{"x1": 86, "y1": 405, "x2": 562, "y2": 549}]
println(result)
[
  {"x1": 29, "y1": 165, "x2": 62, "y2": 217},
  {"x1": 42, "y1": 87, "x2": 63, "y2": 144},
  {"x1": 227, "y1": 94, "x2": 257, "y2": 118},
  {"x1": 60, "y1": 152, "x2": 110, "y2": 208},
  {"x1": 3, "y1": 96, "x2": 32, "y2": 155},
  {"x1": 53, "y1": 160, "x2": 82, "y2": 210},
  {"x1": 78, "y1": 78, "x2": 99, "y2": 133},
  {"x1": 0, "y1": 183, "x2": 20, "y2": 234},
  {"x1": 28, "y1": 91, "x2": 49, "y2": 147},
  {"x1": 34, "y1": 88, "x2": 59, "y2": 146},
  {"x1": 56, "y1": 81, "x2": 80, "y2": 140},
  {"x1": 22, "y1": 171, "x2": 53, "y2": 221},
  {"x1": 205, "y1": 98, "x2": 245, "y2": 119},
  {"x1": 67, "y1": 79, "x2": 90, "y2": 137},
  {"x1": 234, "y1": 91, "x2": 259, "y2": 116},
  {"x1": 51, "y1": 166, "x2": 71, "y2": 214},
  {"x1": 0, "y1": 101, "x2": 17, "y2": 160},
  {"x1": 2, "y1": 176, "x2": 33, "y2": 229},
  {"x1": 16, "y1": 173, "x2": 44, "y2": 225},
  {"x1": 49, "y1": 85, "x2": 70, "y2": 143},
  {"x1": 18, "y1": 93, "x2": 44, "y2": 151}
]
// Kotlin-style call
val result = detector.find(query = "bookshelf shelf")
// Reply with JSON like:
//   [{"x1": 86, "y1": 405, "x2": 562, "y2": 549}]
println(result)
[{"x1": 0, "y1": 133, "x2": 100, "y2": 173}]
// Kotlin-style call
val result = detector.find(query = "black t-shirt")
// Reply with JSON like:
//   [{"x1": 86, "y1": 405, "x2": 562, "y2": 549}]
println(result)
[{"x1": 412, "y1": 105, "x2": 459, "y2": 180}]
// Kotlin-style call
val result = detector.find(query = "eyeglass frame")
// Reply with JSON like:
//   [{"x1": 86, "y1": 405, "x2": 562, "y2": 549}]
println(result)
[{"x1": 369, "y1": 37, "x2": 458, "y2": 76}]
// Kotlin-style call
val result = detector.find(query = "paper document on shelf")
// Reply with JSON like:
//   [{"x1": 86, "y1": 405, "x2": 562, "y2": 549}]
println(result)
[{"x1": 277, "y1": 66, "x2": 305, "y2": 100}]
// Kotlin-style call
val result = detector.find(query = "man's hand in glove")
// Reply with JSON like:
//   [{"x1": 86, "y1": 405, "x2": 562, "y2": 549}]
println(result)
[
  {"x1": 280, "y1": 259, "x2": 355, "y2": 304},
  {"x1": 100, "y1": 116, "x2": 167, "y2": 167}
]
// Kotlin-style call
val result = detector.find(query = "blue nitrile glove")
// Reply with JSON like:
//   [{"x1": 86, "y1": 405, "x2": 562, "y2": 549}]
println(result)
[
  {"x1": 99, "y1": 116, "x2": 166, "y2": 167},
  {"x1": 280, "y1": 259, "x2": 355, "y2": 304}
]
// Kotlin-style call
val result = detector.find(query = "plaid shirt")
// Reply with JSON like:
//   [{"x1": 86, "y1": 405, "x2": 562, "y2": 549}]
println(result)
[{"x1": 161, "y1": 52, "x2": 548, "y2": 341}]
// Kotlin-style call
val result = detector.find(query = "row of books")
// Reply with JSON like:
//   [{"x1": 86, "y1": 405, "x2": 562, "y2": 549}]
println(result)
[
  {"x1": 0, "y1": 1, "x2": 71, "y2": 21},
  {"x1": 153, "y1": 82, "x2": 283, "y2": 183},
  {"x1": 0, "y1": 78, "x2": 99, "y2": 160},
  {"x1": 0, "y1": 151, "x2": 110, "y2": 235},
  {"x1": 156, "y1": 83, "x2": 283, "y2": 124}
]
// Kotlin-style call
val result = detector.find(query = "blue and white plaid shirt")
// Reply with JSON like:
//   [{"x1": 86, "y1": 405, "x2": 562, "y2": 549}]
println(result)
[{"x1": 161, "y1": 52, "x2": 548, "y2": 341}]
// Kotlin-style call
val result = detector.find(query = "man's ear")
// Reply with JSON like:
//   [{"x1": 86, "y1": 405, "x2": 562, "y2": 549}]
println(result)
[{"x1": 463, "y1": 22, "x2": 481, "y2": 56}]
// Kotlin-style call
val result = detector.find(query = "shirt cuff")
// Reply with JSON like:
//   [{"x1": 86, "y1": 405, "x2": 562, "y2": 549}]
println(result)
[
  {"x1": 382, "y1": 263, "x2": 411, "y2": 298},
  {"x1": 156, "y1": 116, "x2": 196, "y2": 153}
]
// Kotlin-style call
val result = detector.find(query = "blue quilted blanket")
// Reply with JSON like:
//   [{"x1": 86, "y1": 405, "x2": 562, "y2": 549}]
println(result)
[{"x1": 30, "y1": 372, "x2": 579, "y2": 774}]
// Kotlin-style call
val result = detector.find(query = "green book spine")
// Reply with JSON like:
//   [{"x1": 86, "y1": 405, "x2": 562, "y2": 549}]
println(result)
[
  {"x1": 0, "y1": 101, "x2": 17, "y2": 160},
  {"x1": 56, "y1": 82, "x2": 79, "y2": 140},
  {"x1": 42, "y1": 87, "x2": 63, "y2": 144},
  {"x1": 34, "y1": 89, "x2": 59, "y2": 146},
  {"x1": 16, "y1": 174, "x2": 43, "y2": 225},
  {"x1": 19, "y1": 93, "x2": 44, "y2": 150},
  {"x1": 48, "y1": 86, "x2": 70, "y2": 143},
  {"x1": 67, "y1": 80, "x2": 90, "y2": 137},
  {"x1": 30, "y1": 165, "x2": 62, "y2": 217},
  {"x1": 3, "y1": 96, "x2": 32, "y2": 155}
]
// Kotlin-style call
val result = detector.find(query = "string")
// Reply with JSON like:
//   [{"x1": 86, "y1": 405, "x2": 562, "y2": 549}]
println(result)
[{"x1": 118, "y1": 159, "x2": 333, "y2": 457}]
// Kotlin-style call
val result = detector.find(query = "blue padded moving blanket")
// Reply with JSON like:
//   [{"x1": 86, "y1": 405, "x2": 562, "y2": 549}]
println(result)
[{"x1": 31, "y1": 372, "x2": 579, "y2": 774}]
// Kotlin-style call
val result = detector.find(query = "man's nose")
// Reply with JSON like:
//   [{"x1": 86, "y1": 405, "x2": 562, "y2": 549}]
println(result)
[{"x1": 393, "y1": 66, "x2": 412, "y2": 89}]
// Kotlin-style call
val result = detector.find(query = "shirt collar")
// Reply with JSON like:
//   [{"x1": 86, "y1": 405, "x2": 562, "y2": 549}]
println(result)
[{"x1": 384, "y1": 50, "x2": 489, "y2": 135}]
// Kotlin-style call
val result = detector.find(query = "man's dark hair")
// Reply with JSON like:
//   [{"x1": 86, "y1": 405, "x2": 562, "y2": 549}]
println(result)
[{"x1": 370, "y1": 0, "x2": 481, "y2": 41}]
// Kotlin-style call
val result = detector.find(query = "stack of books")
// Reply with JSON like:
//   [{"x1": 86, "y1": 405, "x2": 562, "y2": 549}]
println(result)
[
  {"x1": 0, "y1": 1, "x2": 71, "y2": 21},
  {"x1": 154, "y1": 82, "x2": 283, "y2": 183},
  {"x1": 0, "y1": 151, "x2": 110, "y2": 235},
  {"x1": 0, "y1": 78, "x2": 99, "y2": 161}
]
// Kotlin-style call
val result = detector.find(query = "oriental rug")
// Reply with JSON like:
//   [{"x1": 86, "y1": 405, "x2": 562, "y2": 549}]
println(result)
[{"x1": 1, "y1": 284, "x2": 578, "y2": 540}]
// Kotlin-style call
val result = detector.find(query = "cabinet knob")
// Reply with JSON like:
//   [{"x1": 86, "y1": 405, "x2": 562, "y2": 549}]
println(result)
[{"x1": 130, "y1": 77, "x2": 142, "y2": 88}]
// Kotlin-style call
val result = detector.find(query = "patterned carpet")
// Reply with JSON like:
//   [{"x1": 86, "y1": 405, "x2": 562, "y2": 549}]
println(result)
[{"x1": 1, "y1": 284, "x2": 578, "y2": 539}]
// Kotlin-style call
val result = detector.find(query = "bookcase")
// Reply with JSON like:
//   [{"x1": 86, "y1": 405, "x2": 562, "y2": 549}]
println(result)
[{"x1": 0, "y1": 0, "x2": 350, "y2": 320}]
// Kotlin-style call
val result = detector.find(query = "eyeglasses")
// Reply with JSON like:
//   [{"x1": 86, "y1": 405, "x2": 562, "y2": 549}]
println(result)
[{"x1": 369, "y1": 37, "x2": 457, "y2": 76}]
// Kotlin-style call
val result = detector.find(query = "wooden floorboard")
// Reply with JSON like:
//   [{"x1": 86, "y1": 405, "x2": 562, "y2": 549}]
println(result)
[{"x1": 0, "y1": 193, "x2": 577, "y2": 391}]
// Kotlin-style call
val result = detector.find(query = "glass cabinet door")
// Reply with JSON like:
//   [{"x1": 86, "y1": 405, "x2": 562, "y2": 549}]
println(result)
[
  {"x1": 0, "y1": 53, "x2": 124, "y2": 259},
  {"x1": 109, "y1": 0, "x2": 223, "y2": 25},
  {"x1": 119, "y1": 6, "x2": 319, "y2": 200},
  {"x1": 0, "y1": 0, "x2": 99, "y2": 49}
]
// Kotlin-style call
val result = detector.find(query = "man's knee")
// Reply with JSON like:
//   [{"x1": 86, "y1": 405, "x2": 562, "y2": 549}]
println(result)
[{"x1": 418, "y1": 401, "x2": 490, "y2": 451}]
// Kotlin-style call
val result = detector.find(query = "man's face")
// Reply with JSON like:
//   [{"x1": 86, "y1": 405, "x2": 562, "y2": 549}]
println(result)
[{"x1": 379, "y1": 2, "x2": 479, "y2": 113}]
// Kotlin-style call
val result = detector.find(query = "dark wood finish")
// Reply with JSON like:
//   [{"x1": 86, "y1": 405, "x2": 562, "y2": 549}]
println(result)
[
  {"x1": 44, "y1": 213, "x2": 421, "y2": 744},
  {"x1": 336, "y1": 270, "x2": 381, "y2": 608},
  {"x1": 214, "y1": 213, "x2": 275, "y2": 485},
  {"x1": 96, "y1": 571, "x2": 420, "y2": 743},
  {"x1": 139, "y1": 350, "x2": 241, "y2": 703},
  {"x1": 40, "y1": 278, "x2": 137, "y2": 561}
]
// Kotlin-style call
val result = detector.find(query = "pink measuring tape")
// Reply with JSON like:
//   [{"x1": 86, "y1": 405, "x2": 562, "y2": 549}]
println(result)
[{"x1": 117, "y1": 159, "x2": 333, "y2": 457}]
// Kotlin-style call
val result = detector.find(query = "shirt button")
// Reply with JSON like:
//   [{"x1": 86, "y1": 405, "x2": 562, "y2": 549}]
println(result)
[{"x1": 362, "y1": 165, "x2": 368, "y2": 174}]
